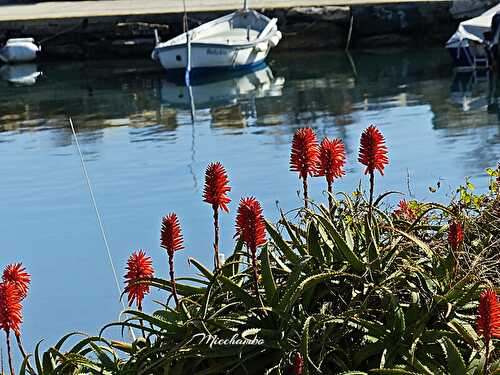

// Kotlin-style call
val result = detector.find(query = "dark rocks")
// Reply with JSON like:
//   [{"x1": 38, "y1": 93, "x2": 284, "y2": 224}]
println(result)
[
  {"x1": 114, "y1": 22, "x2": 169, "y2": 38},
  {"x1": 450, "y1": 0, "x2": 498, "y2": 20},
  {"x1": 287, "y1": 6, "x2": 350, "y2": 23},
  {"x1": 0, "y1": 1, "x2": 486, "y2": 58}
]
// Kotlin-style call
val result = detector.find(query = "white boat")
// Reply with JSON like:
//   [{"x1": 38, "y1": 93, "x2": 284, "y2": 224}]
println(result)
[
  {"x1": 0, "y1": 38, "x2": 40, "y2": 64},
  {"x1": 445, "y1": 4, "x2": 500, "y2": 70},
  {"x1": 151, "y1": 4, "x2": 282, "y2": 72}
]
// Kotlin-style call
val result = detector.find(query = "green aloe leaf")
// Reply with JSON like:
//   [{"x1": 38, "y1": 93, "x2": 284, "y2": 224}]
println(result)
[
  {"x1": 265, "y1": 219, "x2": 300, "y2": 263},
  {"x1": 218, "y1": 275, "x2": 258, "y2": 308},
  {"x1": 443, "y1": 337, "x2": 467, "y2": 375},
  {"x1": 260, "y1": 245, "x2": 277, "y2": 305},
  {"x1": 315, "y1": 214, "x2": 364, "y2": 273},
  {"x1": 307, "y1": 221, "x2": 324, "y2": 261}
]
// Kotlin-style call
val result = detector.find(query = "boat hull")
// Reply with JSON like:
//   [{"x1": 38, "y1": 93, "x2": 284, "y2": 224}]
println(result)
[{"x1": 154, "y1": 42, "x2": 270, "y2": 72}]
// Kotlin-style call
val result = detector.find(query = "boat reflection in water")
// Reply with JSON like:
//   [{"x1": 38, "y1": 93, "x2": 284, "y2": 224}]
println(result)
[
  {"x1": 449, "y1": 70, "x2": 497, "y2": 112},
  {"x1": 159, "y1": 65, "x2": 285, "y2": 112},
  {"x1": 0, "y1": 63, "x2": 42, "y2": 86}
]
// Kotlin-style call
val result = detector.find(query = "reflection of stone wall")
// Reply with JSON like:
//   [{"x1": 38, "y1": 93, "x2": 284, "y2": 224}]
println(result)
[{"x1": 0, "y1": 1, "x2": 494, "y2": 59}]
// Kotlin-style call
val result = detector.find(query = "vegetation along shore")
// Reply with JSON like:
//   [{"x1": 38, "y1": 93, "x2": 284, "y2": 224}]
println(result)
[{"x1": 0, "y1": 124, "x2": 499, "y2": 374}]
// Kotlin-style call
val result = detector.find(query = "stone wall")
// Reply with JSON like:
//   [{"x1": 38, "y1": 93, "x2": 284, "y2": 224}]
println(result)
[{"x1": 0, "y1": 0, "x2": 497, "y2": 59}]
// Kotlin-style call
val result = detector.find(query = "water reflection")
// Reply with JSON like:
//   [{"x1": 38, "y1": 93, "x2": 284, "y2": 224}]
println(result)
[
  {"x1": 0, "y1": 50, "x2": 498, "y2": 171},
  {"x1": 0, "y1": 49, "x2": 499, "y2": 357},
  {"x1": 0, "y1": 64, "x2": 42, "y2": 86},
  {"x1": 159, "y1": 65, "x2": 284, "y2": 111}
]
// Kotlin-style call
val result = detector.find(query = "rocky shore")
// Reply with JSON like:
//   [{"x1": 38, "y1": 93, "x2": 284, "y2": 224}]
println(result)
[{"x1": 0, "y1": 0, "x2": 497, "y2": 59}]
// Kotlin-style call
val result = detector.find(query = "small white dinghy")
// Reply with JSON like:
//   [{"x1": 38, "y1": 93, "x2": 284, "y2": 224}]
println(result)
[
  {"x1": 151, "y1": 2, "x2": 281, "y2": 72},
  {"x1": 0, "y1": 38, "x2": 40, "y2": 64}
]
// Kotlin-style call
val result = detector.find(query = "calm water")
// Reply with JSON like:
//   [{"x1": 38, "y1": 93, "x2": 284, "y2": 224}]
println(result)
[{"x1": 0, "y1": 49, "x2": 499, "y2": 355}]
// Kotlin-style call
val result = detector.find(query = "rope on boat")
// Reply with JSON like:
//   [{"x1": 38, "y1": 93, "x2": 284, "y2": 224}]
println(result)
[{"x1": 68, "y1": 118, "x2": 135, "y2": 339}]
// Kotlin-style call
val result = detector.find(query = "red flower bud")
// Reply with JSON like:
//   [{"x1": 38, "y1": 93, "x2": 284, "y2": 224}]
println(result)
[
  {"x1": 290, "y1": 128, "x2": 319, "y2": 180},
  {"x1": 2, "y1": 263, "x2": 30, "y2": 301},
  {"x1": 315, "y1": 138, "x2": 346, "y2": 184},
  {"x1": 203, "y1": 162, "x2": 231, "y2": 213},
  {"x1": 477, "y1": 288, "x2": 500, "y2": 343},
  {"x1": 358, "y1": 125, "x2": 389, "y2": 176},
  {"x1": 124, "y1": 250, "x2": 154, "y2": 310}
]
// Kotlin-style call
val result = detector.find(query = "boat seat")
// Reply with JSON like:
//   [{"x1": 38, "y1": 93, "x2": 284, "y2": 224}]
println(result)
[{"x1": 196, "y1": 28, "x2": 260, "y2": 44}]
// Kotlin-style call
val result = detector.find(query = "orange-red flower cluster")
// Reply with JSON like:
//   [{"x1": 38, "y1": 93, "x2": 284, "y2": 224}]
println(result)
[
  {"x1": 394, "y1": 200, "x2": 417, "y2": 221},
  {"x1": 124, "y1": 250, "x2": 154, "y2": 310},
  {"x1": 0, "y1": 282, "x2": 22, "y2": 336},
  {"x1": 236, "y1": 197, "x2": 266, "y2": 252},
  {"x1": 477, "y1": 288, "x2": 500, "y2": 343},
  {"x1": 290, "y1": 128, "x2": 319, "y2": 180},
  {"x1": 294, "y1": 352, "x2": 303, "y2": 375},
  {"x1": 358, "y1": 125, "x2": 389, "y2": 176},
  {"x1": 203, "y1": 162, "x2": 231, "y2": 212},
  {"x1": 448, "y1": 220, "x2": 463, "y2": 252},
  {"x1": 3, "y1": 263, "x2": 31, "y2": 300},
  {"x1": 161, "y1": 213, "x2": 184, "y2": 256},
  {"x1": 315, "y1": 138, "x2": 345, "y2": 184}
]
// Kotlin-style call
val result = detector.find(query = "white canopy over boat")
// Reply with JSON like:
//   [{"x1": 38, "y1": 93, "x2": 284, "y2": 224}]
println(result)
[{"x1": 446, "y1": 4, "x2": 500, "y2": 48}]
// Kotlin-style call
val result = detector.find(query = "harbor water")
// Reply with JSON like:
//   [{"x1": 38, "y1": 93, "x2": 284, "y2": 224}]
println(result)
[{"x1": 0, "y1": 48, "x2": 498, "y2": 353}]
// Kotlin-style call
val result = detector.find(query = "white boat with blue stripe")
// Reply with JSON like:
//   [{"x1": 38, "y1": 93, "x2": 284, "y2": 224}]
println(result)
[{"x1": 151, "y1": 2, "x2": 282, "y2": 73}]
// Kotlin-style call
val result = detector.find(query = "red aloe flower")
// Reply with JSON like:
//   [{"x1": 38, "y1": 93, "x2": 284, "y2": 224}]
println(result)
[
  {"x1": 290, "y1": 128, "x2": 319, "y2": 179},
  {"x1": 161, "y1": 213, "x2": 184, "y2": 256},
  {"x1": 315, "y1": 137, "x2": 345, "y2": 209},
  {"x1": 0, "y1": 281, "x2": 22, "y2": 374},
  {"x1": 394, "y1": 200, "x2": 417, "y2": 221},
  {"x1": 358, "y1": 125, "x2": 389, "y2": 176},
  {"x1": 477, "y1": 288, "x2": 500, "y2": 342},
  {"x1": 161, "y1": 213, "x2": 184, "y2": 307},
  {"x1": 0, "y1": 282, "x2": 22, "y2": 336},
  {"x1": 203, "y1": 162, "x2": 231, "y2": 270},
  {"x1": 294, "y1": 352, "x2": 304, "y2": 375},
  {"x1": 358, "y1": 125, "x2": 389, "y2": 218},
  {"x1": 2, "y1": 263, "x2": 30, "y2": 301},
  {"x1": 316, "y1": 138, "x2": 346, "y2": 184},
  {"x1": 448, "y1": 220, "x2": 463, "y2": 252},
  {"x1": 290, "y1": 128, "x2": 319, "y2": 207},
  {"x1": 236, "y1": 197, "x2": 266, "y2": 297},
  {"x1": 477, "y1": 288, "x2": 500, "y2": 373},
  {"x1": 203, "y1": 162, "x2": 231, "y2": 213},
  {"x1": 124, "y1": 250, "x2": 154, "y2": 311},
  {"x1": 236, "y1": 197, "x2": 266, "y2": 252}
]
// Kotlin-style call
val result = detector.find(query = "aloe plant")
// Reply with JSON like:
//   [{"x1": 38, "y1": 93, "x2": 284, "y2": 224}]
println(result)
[{"x1": 21, "y1": 165, "x2": 500, "y2": 375}]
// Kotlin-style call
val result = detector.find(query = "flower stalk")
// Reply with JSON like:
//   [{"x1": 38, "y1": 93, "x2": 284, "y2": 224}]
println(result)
[
  {"x1": 358, "y1": 125, "x2": 389, "y2": 221},
  {"x1": 161, "y1": 213, "x2": 184, "y2": 308},
  {"x1": 236, "y1": 197, "x2": 266, "y2": 301},
  {"x1": 203, "y1": 162, "x2": 231, "y2": 271}
]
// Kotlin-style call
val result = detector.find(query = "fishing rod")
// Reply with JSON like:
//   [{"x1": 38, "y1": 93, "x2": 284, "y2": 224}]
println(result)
[{"x1": 68, "y1": 118, "x2": 136, "y2": 340}]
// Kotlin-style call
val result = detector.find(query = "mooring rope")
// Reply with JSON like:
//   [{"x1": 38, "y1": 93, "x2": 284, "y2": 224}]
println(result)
[
  {"x1": 68, "y1": 118, "x2": 132, "y2": 322},
  {"x1": 69, "y1": 119, "x2": 137, "y2": 340}
]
